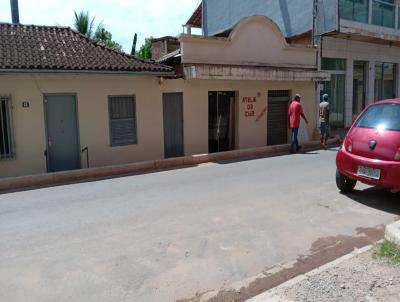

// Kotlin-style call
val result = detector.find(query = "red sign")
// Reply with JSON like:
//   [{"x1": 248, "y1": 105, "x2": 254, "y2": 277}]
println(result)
[
  {"x1": 243, "y1": 97, "x2": 257, "y2": 117},
  {"x1": 242, "y1": 97, "x2": 257, "y2": 103}
]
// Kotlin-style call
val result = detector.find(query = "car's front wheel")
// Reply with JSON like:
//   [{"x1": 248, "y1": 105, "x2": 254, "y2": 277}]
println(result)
[{"x1": 336, "y1": 170, "x2": 357, "y2": 193}]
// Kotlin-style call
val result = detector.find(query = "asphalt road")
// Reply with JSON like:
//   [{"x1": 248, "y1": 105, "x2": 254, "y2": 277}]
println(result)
[{"x1": 1, "y1": 149, "x2": 399, "y2": 302}]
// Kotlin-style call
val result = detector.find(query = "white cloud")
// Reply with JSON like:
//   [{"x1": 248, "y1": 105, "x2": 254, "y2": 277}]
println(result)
[{"x1": 0, "y1": 0, "x2": 201, "y2": 52}]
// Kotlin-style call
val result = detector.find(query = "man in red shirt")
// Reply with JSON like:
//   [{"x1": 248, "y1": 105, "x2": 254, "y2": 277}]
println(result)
[{"x1": 288, "y1": 94, "x2": 308, "y2": 153}]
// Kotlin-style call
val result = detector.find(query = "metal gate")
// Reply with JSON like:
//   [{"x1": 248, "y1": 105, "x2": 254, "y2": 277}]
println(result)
[{"x1": 267, "y1": 90, "x2": 290, "y2": 146}]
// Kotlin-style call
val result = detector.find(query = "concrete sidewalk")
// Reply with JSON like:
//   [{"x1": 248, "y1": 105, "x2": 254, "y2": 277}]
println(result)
[
  {"x1": 0, "y1": 138, "x2": 338, "y2": 192},
  {"x1": 248, "y1": 220, "x2": 400, "y2": 302}
]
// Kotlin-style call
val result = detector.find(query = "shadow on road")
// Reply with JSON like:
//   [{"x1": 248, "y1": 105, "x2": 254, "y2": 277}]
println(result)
[
  {"x1": 0, "y1": 164, "x2": 199, "y2": 195},
  {"x1": 346, "y1": 187, "x2": 400, "y2": 216}
]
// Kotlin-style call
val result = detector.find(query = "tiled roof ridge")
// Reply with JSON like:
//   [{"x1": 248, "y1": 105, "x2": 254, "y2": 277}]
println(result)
[{"x1": 0, "y1": 22, "x2": 173, "y2": 73}]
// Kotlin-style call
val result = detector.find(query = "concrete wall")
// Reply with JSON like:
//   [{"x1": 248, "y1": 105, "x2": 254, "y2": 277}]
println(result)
[
  {"x1": 181, "y1": 16, "x2": 316, "y2": 69},
  {"x1": 322, "y1": 36, "x2": 400, "y2": 127},
  {"x1": 162, "y1": 79, "x2": 316, "y2": 151},
  {"x1": 203, "y1": 0, "x2": 313, "y2": 37},
  {"x1": 0, "y1": 73, "x2": 316, "y2": 177},
  {"x1": 0, "y1": 74, "x2": 166, "y2": 177}
]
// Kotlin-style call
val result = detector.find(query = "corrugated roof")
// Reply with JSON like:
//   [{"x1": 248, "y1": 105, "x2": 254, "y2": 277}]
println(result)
[{"x1": 0, "y1": 23, "x2": 173, "y2": 74}]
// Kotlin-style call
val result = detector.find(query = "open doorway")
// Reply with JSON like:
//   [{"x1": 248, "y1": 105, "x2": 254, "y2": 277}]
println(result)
[{"x1": 208, "y1": 91, "x2": 236, "y2": 153}]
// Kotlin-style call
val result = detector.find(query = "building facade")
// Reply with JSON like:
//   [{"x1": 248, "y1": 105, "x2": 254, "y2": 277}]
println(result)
[
  {"x1": 0, "y1": 20, "x2": 327, "y2": 178},
  {"x1": 197, "y1": 0, "x2": 400, "y2": 128}
]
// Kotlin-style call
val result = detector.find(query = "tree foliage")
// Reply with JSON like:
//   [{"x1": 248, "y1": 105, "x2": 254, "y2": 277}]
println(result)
[
  {"x1": 94, "y1": 24, "x2": 122, "y2": 51},
  {"x1": 138, "y1": 37, "x2": 153, "y2": 60},
  {"x1": 74, "y1": 11, "x2": 96, "y2": 38},
  {"x1": 131, "y1": 33, "x2": 138, "y2": 56},
  {"x1": 73, "y1": 11, "x2": 122, "y2": 51}
]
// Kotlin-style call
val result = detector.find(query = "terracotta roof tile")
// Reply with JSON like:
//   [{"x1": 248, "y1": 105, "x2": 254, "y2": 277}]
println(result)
[
  {"x1": 186, "y1": 3, "x2": 202, "y2": 28},
  {"x1": 0, "y1": 23, "x2": 173, "y2": 74}
]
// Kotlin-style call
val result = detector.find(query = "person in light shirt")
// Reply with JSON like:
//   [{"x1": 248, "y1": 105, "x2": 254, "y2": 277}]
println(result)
[{"x1": 319, "y1": 94, "x2": 330, "y2": 150}]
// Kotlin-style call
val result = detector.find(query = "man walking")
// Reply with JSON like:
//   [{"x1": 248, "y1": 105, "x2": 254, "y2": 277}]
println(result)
[
  {"x1": 288, "y1": 94, "x2": 308, "y2": 153},
  {"x1": 319, "y1": 94, "x2": 330, "y2": 150}
]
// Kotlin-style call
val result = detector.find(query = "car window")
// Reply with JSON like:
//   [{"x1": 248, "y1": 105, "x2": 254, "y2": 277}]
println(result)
[{"x1": 356, "y1": 104, "x2": 400, "y2": 131}]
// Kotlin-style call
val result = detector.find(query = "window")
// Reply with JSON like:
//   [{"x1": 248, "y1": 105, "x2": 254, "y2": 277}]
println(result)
[
  {"x1": 340, "y1": 0, "x2": 369, "y2": 23},
  {"x1": 321, "y1": 58, "x2": 346, "y2": 71},
  {"x1": 353, "y1": 61, "x2": 367, "y2": 120},
  {"x1": 357, "y1": 104, "x2": 400, "y2": 131},
  {"x1": 0, "y1": 95, "x2": 15, "y2": 159},
  {"x1": 375, "y1": 63, "x2": 396, "y2": 101},
  {"x1": 372, "y1": 0, "x2": 396, "y2": 28},
  {"x1": 108, "y1": 96, "x2": 137, "y2": 146},
  {"x1": 321, "y1": 58, "x2": 346, "y2": 128}
]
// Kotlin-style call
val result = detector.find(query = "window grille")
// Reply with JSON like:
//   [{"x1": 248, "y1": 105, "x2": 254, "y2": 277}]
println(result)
[
  {"x1": 108, "y1": 95, "x2": 137, "y2": 146},
  {"x1": 0, "y1": 95, "x2": 15, "y2": 160}
]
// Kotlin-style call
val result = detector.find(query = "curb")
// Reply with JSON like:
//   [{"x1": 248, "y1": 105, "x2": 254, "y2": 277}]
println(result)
[
  {"x1": 0, "y1": 138, "x2": 338, "y2": 192},
  {"x1": 246, "y1": 243, "x2": 379, "y2": 302},
  {"x1": 385, "y1": 221, "x2": 400, "y2": 246},
  {"x1": 248, "y1": 221, "x2": 399, "y2": 302}
]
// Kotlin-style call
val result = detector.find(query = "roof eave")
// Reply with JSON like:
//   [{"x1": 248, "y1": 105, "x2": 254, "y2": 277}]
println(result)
[{"x1": 0, "y1": 69, "x2": 175, "y2": 77}]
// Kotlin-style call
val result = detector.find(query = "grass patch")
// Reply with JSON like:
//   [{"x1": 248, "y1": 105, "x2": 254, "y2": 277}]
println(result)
[{"x1": 376, "y1": 240, "x2": 400, "y2": 264}]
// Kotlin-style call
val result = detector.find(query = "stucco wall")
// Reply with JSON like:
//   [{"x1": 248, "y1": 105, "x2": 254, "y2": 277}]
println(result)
[
  {"x1": 181, "y1": 16, "x2": 316, "y2": 69},
  {"x1": 0, "y1": 74, "x2": 316, "y2": 177},
  {"x1": 0, "y1": 74, "x2": 166, "y2": 177}
]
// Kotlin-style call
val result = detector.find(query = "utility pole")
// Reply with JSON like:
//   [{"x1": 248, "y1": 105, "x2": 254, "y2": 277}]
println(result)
[
  {"x1": 10, "y1": 0, "x2": 20, "y2": 24},
  {"x1": 312, "y1": 0, "x2": 318, "y2": 47}
]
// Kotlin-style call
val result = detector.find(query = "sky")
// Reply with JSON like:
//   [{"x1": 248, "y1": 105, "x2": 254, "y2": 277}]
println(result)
[{"x1": 0, "y1": 0, "x2": 202, "y2": 53}]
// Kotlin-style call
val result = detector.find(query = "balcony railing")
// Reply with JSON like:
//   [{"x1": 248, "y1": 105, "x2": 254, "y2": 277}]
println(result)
[{"x1": 339, "y1": 0, "x2": 400, "y2": 29}]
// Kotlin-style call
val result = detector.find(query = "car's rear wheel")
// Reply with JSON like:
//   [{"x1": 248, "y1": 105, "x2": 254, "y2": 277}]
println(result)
[{"x1": 336, "y1": 170, "x2": 357, "y2": 193}]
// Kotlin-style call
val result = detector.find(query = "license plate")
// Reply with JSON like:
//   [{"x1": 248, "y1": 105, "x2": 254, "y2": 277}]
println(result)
[{"x1": 357, "y1": 166, "x2": 381, "y2": 180}]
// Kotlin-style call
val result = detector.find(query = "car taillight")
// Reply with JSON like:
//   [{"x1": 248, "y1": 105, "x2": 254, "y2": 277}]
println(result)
[
  {"x1": 344, "y1": 137, "x2": 353, "y2": 153},
  {"x1": 395, "y1": 148, "x2": 400, "y2": 161}
]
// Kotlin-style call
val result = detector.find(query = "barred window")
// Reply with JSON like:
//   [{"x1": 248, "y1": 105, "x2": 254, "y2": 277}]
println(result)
[
  {"x1": 108, "y1": 95, "x2": 137, "y2": 146},
  {"x1": 0, "y1": 95, "x2": 15, "y2": 159}
]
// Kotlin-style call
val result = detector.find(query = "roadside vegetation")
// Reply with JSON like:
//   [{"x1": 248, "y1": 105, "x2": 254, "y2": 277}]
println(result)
[
  {"x1": 376, "y1": 240, "x2": 400, "y2": 264},
  {"x1": 73, "y1": 10, "x2": 152, "y2": 59},
  {"x1": 73, "y1": 10, "x2": 122, "y2": 51}
]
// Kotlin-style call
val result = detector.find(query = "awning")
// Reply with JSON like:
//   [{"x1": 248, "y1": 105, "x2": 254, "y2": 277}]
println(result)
[{"x1": 184, "y1": 65, "x2": 330, "y2": 82}]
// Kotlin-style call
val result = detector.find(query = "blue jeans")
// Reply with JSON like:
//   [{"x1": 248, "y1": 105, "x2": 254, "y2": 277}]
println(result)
[
  {"x1": 320, "y1": 122, "x2": 328, "y2": 135},
  {"x1": 290, "y1": 128, "x2": 299, "y2": 152}
]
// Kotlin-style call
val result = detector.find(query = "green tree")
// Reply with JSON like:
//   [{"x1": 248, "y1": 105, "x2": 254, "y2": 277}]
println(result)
[
  {"x1": 138, "y1": 37, "x2": 153, "y2": 60},
  {"x1": 73, "y1": 11, "x2": 122, "y2": 51},
  {"x1": 94, "y1": 24, "x2": 122, "y2": 51},
  {"x1": 73, "y1": 11, "x2": 96, "y2": 38},
  {"x1": 131, "y1": 33, "x2": 138, "y2": 56}
]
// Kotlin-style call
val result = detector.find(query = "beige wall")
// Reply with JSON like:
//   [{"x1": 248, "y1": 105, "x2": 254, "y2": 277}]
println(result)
[
  {"x1": 0, "y1": 74, "x2": 165, "y2": 177},
  {"x1": 162, "y1": 79, "x2": 315, "y2": 150},
  {"x1": 0, "y1": 73, "x2": 316, "y2": 177},
  {"x1": 180, "y1": 16, "x2": 316, "y2": 69}
]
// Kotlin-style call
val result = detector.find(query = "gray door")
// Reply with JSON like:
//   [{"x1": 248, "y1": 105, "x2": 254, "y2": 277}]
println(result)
[
  {"x1": 163, "y1": 93, "x2": 184, "y2": 158},
  {"x1": 44, "y1": 94, "x2": 80, "y2": 172},
  {"x1": 267, "y1": 90, "x2": 289, "y2": 146}
]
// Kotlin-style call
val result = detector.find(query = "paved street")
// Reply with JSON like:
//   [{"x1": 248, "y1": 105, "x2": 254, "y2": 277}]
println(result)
[{"x1": 1, "y1": 149, "x2": 399, "y2": 302}]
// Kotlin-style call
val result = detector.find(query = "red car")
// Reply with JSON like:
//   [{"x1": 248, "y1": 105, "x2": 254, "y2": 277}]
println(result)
[{"x1": 336, "y1": 100, "x2": 400, "y2": 193}]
